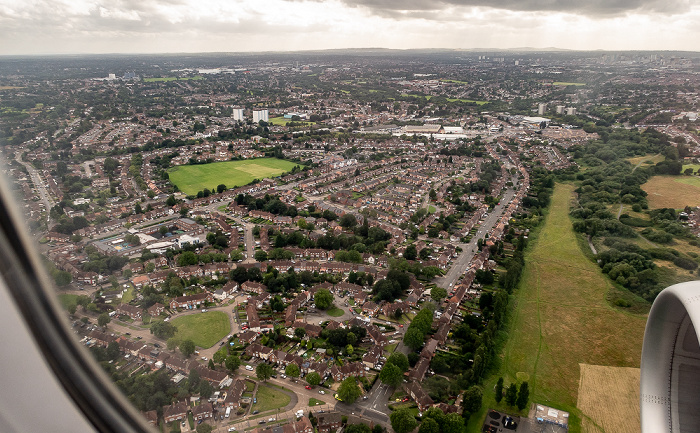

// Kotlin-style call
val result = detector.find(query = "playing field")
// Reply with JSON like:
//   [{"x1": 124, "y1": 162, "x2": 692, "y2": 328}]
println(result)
[
  {"x1": 553, "y1": 82, "x2": 586, "y2": 86},
  {"x1": 167, "y1": 158, "x2": 299, "y2": 196},
  {"x1": 577, "y1": 364, "x2": 640, "y2": 433},
  {"x1": 482, "y1": 183, "x2": 647, "y2": 432},
  {"x1": 170, "y1": 311, "x2": 230, "y2": 348},
  {"x1": 642, "y1": 175, "x2": 700, "y2": 209},
  {"x1": 626, "y1": 154, "x2": 664, "y2": 166}
]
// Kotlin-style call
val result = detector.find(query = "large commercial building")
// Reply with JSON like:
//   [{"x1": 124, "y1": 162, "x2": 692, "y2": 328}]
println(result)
[
  {"x1": 640, "y1": 281, "x2": 700, "y2": 432},
  {"x1": 253, "y1": 109, "x2": 269, "y2": 123}
]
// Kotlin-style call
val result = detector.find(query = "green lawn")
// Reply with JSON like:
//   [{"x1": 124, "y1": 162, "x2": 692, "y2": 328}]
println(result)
[
  {"x1": 170, "y1": 311, "x2": 231, "y2": 348},
  {"x1": 58, "y1": 294, "x2": 79, "y2": 310},
  {"x1": 252, "y1": 384, "x2": 291, "y2": 412},
  {"x1": 326, "y1": 307, "x2": 344, "y2": 317},
  {"x1": 167, "y1": 158, "x2": 300, "y2": 196},
  {"x1": 427, "y1": 205, "x2": 436, "y2": 213},
  {"x1": 400, "y1": 93, "x2": 487, "y2": 105},
  {"x1": 468, "y1": 183, "x2": 647, "y2": 433},
  {"x1": 121, "y1": 286, "x2": 135, "y2": 304},
  {"x1": 308, "y1": 398, "x2": 324, "y2": 406}
]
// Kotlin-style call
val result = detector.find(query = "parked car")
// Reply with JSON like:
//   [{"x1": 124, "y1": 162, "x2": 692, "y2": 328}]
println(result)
[
  {"x1": 318, "y1": 390, "x2": 325, "y2": 394},
  {"x1": 252, "y1": 410, "x2": 259, "y2": 414},
  {"x1": 305, "y1": 386, "x2": 312, "y2": 390},
  {"x1": 229, "y1": 428, "x2": 237, "y2": 432}
]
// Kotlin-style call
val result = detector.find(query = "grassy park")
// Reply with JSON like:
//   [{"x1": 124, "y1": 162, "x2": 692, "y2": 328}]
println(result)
[
  {"x1": 553, "y1": 82, "x2": 586, "y2": 86},
  {"x1": 167, "y1": 158, "x2": 300, "y2": 196},
  {"x1": 468, "y1": 183, "x2": 647, "y2": 433},
  {"x1": 170, "y1": 311, "x2": 230, "y2": 348}
]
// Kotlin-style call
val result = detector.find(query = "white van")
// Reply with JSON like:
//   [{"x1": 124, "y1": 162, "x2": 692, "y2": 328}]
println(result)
[
  {"x1": 245, "y1": 365, "x2": 253, "y2": 371},
  {"x1": 225, "y1": 407, "x2": 231, "y2": 418}
]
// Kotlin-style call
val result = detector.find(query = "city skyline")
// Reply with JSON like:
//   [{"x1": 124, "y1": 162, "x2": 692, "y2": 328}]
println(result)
[{"x1": 2, "y1": 0, "x2": 700, "y2": 55}]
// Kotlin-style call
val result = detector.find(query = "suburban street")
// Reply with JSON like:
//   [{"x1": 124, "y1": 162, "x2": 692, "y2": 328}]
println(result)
[{"x1": 434, "y1": 183, "x2": 516, "y2": 290}]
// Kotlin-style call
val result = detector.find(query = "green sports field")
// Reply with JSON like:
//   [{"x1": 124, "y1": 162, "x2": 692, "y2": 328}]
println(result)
[{"x1": 167, "y1": 158, "x2": 300, "y2": 196}]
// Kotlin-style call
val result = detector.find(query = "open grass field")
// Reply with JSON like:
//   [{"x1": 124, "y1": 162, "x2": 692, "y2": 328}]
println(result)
[
  {"x1": 642, "y1": 175, "x2": 700, "y2": 209},
  {"x1": 170, "y1": 311, "x2": 230, "y2": 348},
  {"x1": 58, "y1": 293, "x2": 79, "y2": 311},
  {"x1": 326, "y1": 307, "x2": 344, "y2": 317},
  {"x1": 252, "y1": 384, "x2": 291, "y2": 412},
  {"x1": 682, "y1": 164, "x2": 700, "y2": 173},
  {"x1": 268, "y1": 117, "x2": 314, "y2": 127},
  {"x1": 0, "y1": 86, "x2": 24, "y2": 90},
  {"x1": 468, "y1": 183, "x2": 647, "y2": 433},
  {"x1": 553, "y1": 82, "x2": 586, "y2": 86},
  {"x1": 626, "y1": 154, "x2": 664, "y2": 166},
  {"x1": 167, "y1": 158, "x2": 299, "y2": 196},
  {"x1": 577, "y1": 364, "x2": 640, "y2": 433}
]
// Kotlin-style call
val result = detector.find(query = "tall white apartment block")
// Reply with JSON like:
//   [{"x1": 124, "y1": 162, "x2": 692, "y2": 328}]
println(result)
[
  {"x1": 253, "y1": 109, "x2": 269, "y2": 123},
  {"x1": 565, "y1": 107, "x2": 577, "y2": 116},
  {"x1": 538, "y1": 103, "x2": 547, "y2": 115},
  {"x1": 232, "y1": 108, "x2": 244, "y2": 121},
  {"x1": 556, "y1": 105, "x2": 566, "y2": 114}
]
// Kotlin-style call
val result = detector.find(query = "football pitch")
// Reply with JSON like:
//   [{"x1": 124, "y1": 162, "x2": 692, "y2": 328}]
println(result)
[{"x1": 167, "y1": 158, "x2": 300, "y2": 196}]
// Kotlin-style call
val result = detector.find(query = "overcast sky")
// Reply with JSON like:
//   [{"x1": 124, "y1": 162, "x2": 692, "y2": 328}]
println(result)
[{"x1": 1, "y1": 0, "x2": 699, "y2": 55}]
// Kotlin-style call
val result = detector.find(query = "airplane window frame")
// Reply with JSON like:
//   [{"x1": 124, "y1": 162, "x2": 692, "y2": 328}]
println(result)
[{"x1": 0, "y1": 164, "x2": 154, "y2": 433}]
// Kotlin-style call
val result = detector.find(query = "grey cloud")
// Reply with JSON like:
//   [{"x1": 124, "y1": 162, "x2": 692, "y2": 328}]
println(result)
[{"x1": 332, "y1": 0, "x2": 695, "y2": 16}]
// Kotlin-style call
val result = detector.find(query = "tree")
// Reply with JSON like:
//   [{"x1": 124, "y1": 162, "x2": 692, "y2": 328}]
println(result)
[
  {"x1": 379, "y1": 362, "x2": 403, "y2": 387},
  {"x1": 208, "y1": 359, "x2": 215, "y2": 369},
  {"x1": 98, "y1": 312, "x2": 111, "y2": 328},
  {"x1": 390, "y1": 408, "x2": 418, "y2": 433},
  {"x1": 431, "y1": 287, "x2": 447, "y2": 302},
  {"x1": 256, "y1": 363, "x2": 273, "y2": 381},
  {"x1": 443, "y1": 413, "x2": 464, "y2": 433},
  {"x1": 339, "y1": 214, "x2": 358, "y2": 229},
  {"x1": 254, "y1": 250, "x2": 268, "y2": 262},
  {"x1": 418, "y1": 417, "x2": 440, "y2": 433},
  {"x1": 314, "y1": 288, "x2": 334, "y2": 310},
  {"x1": 295, "y1": 328, "x2": 307, "y2": 339},
  {"x1": 151, "y1": 320, "x2": 177, "y2": 339},
  {"x1": 404, "y1": 327, "x2": 425, "y2": 351},
  {"x1": 178, "y1": 251, "x2": 198, "y2": 266},
  {"x1": 285, "y1": 363, "x2": 301, "y2": 379},
  {"x1": 461, "y1": 386, "x2": 483, "y2": 419},
  {"x1": 495, "y1": 377, "x2": 504, "y2": 403},
  {"x1": 306, "y1": 371, "x2": 321, "y2": 386},
  {"x1": 213, "y1": 350, "x2": 226, "y2": 365},
  {"x1": 403, "y1": 244, "x2": 417, "y2": 261},
  {"x1": 180, "y1": 340, "x2": 196, "y2": 358},
  {"x1": 225, "y1": 355, "x2": 241, "y2": 372},
  {"x1": 387, "y1": 352, "x2": 409, "y2": 372},
  {"x1": 199, "y1": 379, "x2": 214, "y2": 398},
  {"x1": 196, "y1": 423, "x2": 213, "y2": 433},
  {"x1": 337, "y1": 377, "x2": 361, "y2": 403},
  {"x1": 505, "y1": 383, "x2": 518, "y2": 406},
  {"x1": 516, "y1": 382, "x2": 529, "y2": 411}
]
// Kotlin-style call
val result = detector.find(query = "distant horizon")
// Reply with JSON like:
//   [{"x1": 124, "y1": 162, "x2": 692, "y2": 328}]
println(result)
[
  {"x1": 2, "y1": 46, "x2": 700, "y2": 58},
  {"x1": 2, "y1": 0, "x2": 700, "y2": 56}
]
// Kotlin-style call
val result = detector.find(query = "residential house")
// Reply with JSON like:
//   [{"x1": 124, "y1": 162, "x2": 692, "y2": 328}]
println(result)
[
  {"x1": 317, "y1": 413, "x2": 343, "y2": 433},
  {"x1": 163, "y1": 401, "x2": 189, "y2": 423}
]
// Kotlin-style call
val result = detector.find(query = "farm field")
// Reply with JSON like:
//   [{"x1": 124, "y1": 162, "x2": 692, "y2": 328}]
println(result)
[
  {"x1": 553, "y1": 82, "x2": 586, "y2": 86},
  {"x1": 642, "y1": 175, "x2": 700, "y2": 209},
  {"x1": 170, "y1": 311, "x2": 230, "y2": 348},
  {"x1": 167, "y1": 158, "x2": 299, "y2": 196},
  {"x1": 476, "y1": 183, "x2": 647, "y2": 432},
  {"x1": 577, "y1": 364, "x2": 640, "y2": 433}
]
